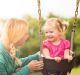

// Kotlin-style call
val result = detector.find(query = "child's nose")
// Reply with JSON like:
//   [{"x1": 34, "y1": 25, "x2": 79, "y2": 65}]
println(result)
[{"x1": 47, "y1": 33, "x2": 51, "y2": 36}]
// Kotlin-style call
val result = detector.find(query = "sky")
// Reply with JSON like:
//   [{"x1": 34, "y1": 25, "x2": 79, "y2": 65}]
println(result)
[{"x1": 0, "y1": 0, "x2": 80, "y2": 19}]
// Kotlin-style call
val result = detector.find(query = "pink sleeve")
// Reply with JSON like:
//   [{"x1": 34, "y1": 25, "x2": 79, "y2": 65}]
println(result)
[
  {"x1": 42, "y1": 41, "x2": 48, "y2": 48},
  {"x1": 42, "y1": 40, "x2": 49, "y2": 49},
  {"x1": 64, "y1": 40, "x2": 70, "y2": 49}
]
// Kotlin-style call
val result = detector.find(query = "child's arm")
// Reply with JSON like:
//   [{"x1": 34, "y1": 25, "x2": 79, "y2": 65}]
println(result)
[
  {"x1": 64, "y1": 49, "x2": 73, "y2": 61},
  {"x1": 42, "y1": 48, "x2": 53, "y2": 59},
  {"x1": 42, "y1": 48, "x2": 61, "y2": 62}
]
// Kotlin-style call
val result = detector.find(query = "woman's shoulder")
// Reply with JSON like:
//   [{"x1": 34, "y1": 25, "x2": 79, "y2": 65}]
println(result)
[
  {"x1": 0, "y1": 42, "x2": 7, "y2": 64},
  {"x1": 0, "y1": 53, "x2": 6, "y2": 64}
]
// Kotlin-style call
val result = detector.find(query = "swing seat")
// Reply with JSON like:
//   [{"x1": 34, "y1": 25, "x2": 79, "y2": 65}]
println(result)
[{"x1": 42, "y1": 57, "x2": 74, "y2": 75}]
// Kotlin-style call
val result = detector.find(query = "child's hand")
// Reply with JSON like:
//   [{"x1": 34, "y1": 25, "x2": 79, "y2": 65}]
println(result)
[
  {"x1": 53, "y1": 57, "x2": 61, "y2": 63},
  {"x1": 68, "y1": 55, "x2": 73, "y2": 62},
  {"x1": 70, "y1": 51, "x2": 75, "y2": 56}
]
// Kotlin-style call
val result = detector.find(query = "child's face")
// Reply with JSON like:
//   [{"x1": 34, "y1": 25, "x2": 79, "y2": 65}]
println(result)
[
  {"x1": 15, "y1": 33, "x2": 29, "y2": 46},
  {"x1": 44, "y1": 27, "x2": 60, "y2": 42}
]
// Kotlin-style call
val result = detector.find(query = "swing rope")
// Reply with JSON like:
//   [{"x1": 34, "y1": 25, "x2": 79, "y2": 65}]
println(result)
[
  {"x1": 37, "y1": 0, "x2": 80, "y2": 56},
  {"x1": 37, "y1": 0, "x2": 43, "y2": 55},
  {"x1": 37, "y1": 0, "x2": 80, "y2": 75},
  {"x1": 70, "y1": 0, "x2": 80, "y2": 52}
]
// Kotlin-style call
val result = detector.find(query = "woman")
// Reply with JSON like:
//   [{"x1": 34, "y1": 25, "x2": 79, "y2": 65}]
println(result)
[{"x1": 0, "y1": 18, "x2": 43, "y2": 75}]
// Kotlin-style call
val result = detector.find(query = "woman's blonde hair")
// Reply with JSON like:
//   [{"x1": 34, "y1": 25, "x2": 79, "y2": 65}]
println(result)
[{"x1": 1, "y1": 18, "x2": 29, "y2": 65}]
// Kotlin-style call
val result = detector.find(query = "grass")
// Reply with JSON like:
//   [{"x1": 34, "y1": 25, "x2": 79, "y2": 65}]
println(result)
[
  {"x1": 70, "y1": 67, "x2": 80, "y2": 75},
  {"x1": 30, "y1": 72, "x2": 42, "y2": 75},
  {"x1": 30, "y1": 66, "x2": 80, "y2": 75}
]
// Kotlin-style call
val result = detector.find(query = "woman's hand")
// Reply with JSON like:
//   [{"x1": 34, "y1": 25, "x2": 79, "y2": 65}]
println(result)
[{"x1": 27, "y1": 60, "x2": 43, "y2": 72}]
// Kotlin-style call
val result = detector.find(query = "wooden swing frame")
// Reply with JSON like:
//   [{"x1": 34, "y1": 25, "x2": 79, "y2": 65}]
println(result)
[{"x1": 37, "y1": 0, "x2": 80, "y2": 75}]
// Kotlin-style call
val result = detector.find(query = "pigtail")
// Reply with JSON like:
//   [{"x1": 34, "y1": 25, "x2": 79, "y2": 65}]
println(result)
[
  {"x1": 62, "y1": 21, "x2": 69, "y2": 31},
  {"x1": 59, "y1": 21, "x2": 69, "y2": 39},
  {"x1": 9, "y1": 43, "x2": 22, "y2": 66},
  {"x1": 14, "y1": 57, "x2": 22, "y2": 66}
]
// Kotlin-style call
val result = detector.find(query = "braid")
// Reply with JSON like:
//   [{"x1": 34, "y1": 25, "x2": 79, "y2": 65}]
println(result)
[
  {"x1": 9, "y1": 43, "x2": 22, "y2": 66},
  {"x1": 1, "y1": 18, "x2": 28, "y2": 66}
]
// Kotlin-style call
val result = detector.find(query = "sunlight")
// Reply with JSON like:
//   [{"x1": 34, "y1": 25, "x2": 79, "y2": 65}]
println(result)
[{"x1": 0, "y1": 0, "x2": 79, "y2": 19}]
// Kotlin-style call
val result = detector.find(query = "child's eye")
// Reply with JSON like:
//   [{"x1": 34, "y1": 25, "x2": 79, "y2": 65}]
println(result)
[
  {"x1": 45, "y1": 31, "x2": 48, "y2": 33},
  {"x1": 50, "y1": 31, "x2": 54, "y2": 33}
]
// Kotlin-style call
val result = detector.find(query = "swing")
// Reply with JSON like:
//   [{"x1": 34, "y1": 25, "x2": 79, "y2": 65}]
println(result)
[{"x1": 37, "y1": 0, "x2": 80, "y2": 75}]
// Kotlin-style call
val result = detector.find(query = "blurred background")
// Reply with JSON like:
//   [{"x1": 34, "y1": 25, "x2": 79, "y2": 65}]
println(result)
[{"x1": 0, "y1": 0, "x2": 80, "y2": 75}]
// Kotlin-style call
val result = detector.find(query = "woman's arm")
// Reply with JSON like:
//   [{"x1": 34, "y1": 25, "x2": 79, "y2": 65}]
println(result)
[
  {"x1": 0, "y1": 63, "x2": 7, "y2": 75},
  {"x1": 13, "y1": 66, "x2": 30, "y2": 75},
  {"x1": 20, "y1": 53, "x2": 39, "y2": 66},
  {"x1": 14, "y1": 60, "x2": 43, "y2": 75},
  {"x1": 0, "y1": 62, "x2": 30, "y2": 75}
]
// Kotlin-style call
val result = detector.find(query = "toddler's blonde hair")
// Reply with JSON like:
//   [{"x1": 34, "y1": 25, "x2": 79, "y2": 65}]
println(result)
[
  {"x1": 42, "y1": 18, "x2": 69, "y2": 39},
  {"x1": 42, "y1": 18, "x2": 69, "y2": 32}
]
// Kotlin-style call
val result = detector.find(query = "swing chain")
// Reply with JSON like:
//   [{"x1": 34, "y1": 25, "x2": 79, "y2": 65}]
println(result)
[
  {"x1": 37, "y1": 0, "x2": 80, "y2": 54},
  {"x1": 73, "y1": 0, "x2": 80, "y2": 28},
  {"x1": 37, "y1": 0, "x2": 42, "y2": 54},
  {"x1": 70, "y1": 0, "x2": 80, "y2": 52}
]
